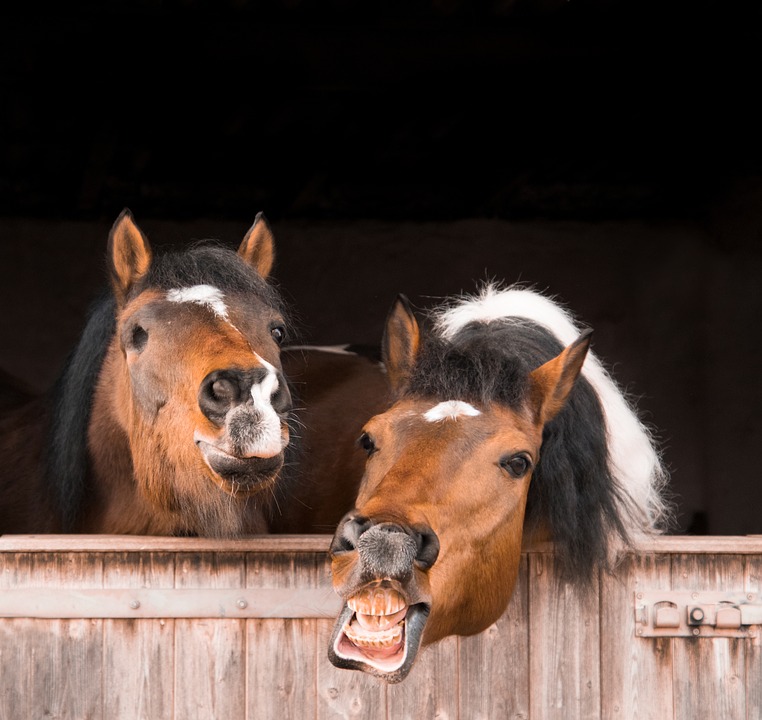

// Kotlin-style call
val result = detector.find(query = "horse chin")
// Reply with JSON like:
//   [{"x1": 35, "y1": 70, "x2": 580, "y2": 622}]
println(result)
[
  {"x1": 196, "y1": 441, "x2": 284, "y2": 496},
  {"x1": 328, "y1": 597, "x2": 430, "y2": 684}
]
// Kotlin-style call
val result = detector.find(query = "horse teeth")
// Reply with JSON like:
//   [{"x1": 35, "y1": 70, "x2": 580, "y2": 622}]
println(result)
[
  {"x1": 345, "y1": 619, "x2": 403, "y2": 649},
  {"x1": 354, "y1": 607, "x2": 408, "y2": 632},
  {"x1": 347, "y1": 587, "x2": 406, "y2": 616}
]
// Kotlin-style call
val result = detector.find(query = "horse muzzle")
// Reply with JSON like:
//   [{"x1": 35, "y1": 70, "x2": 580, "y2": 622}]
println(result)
[
  {"x1": 195, "y1": 438, "x2": 284, "y2": 495},
  {"x1": 328, "y1": 517, "x2": 439, "y2": 682}
]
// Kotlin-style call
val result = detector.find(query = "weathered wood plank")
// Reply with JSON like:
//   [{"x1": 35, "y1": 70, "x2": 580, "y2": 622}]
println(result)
[
  {"x1": 387, "y1": 635, "x2": 459, "y2": 720},
  {"x1": 174, "y1": 552, "x2": 247, "y2": 720},
  {"x1": 246, "y1": 552, "x2": 326, "y2": 720},
  {"x1": 600, "y1": 552, "x2": 673, "y2": 720},
  {"x1": 528, "y1": 553, "x2": 600, "y2": 720},
  {"x1": 3, "y1": 534, "x2": 762, "y2": 554},
  {"x1": 316, "y1": 617, "x2": 389, "y2": 720},
  {"x1": 745, "y1": 554, "x2": 762, "y2": 720},
  {"x1": 102, "y1": 551, "x2": 175, "y2": 720},
  {"x1": 1, "y1": 552, "x2": 104, "y2": 720},
  {"x1": 0, "y1": 621, "x2": 31, "y2": 720},
  {"x1": 0, "y1": 586, "x2": 342, "y2": 618},
  {"x1": 458, "y1": 554, "x2": 530, "y2": 719},
  {"x1": 671, "y1": 554, "x2": 746, "y2": 720},
  {"x1": 0, "y1": 534, "x2": 334, "y2": 553},
  {"x1": 0, "y1": 553, "x2": 35, "y2": 720}
]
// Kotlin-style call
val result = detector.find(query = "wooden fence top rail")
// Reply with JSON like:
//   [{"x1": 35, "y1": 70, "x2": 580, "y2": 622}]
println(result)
[{"x1": 1, "y1": 533, "x2": 762, "y2": 554}]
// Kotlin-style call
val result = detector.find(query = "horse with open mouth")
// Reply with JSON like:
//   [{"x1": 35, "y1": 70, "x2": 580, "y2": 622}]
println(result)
[
  {"x1": 328, "y1": 283, "x2": 671, "y2": 683},
  {"x1": 0, "y1": 210, "x2": 298, "y2": 535}
]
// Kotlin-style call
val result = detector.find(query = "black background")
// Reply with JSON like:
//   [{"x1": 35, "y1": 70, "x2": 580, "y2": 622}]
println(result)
[{"x1": 2, "y1": 0, "x2": 761, "y2": 535}]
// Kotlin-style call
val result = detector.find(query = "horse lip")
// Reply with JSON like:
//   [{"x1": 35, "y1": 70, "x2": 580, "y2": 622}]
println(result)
[
  {"x1": 196, "y1": 439, "x2": 281, "y2": 461},
  {"x1": 327, "y1": 599, "x2": 430, "y2": 683},
  {"x1": 195, "y1": 439, "x2": 283, "y2": 491}
]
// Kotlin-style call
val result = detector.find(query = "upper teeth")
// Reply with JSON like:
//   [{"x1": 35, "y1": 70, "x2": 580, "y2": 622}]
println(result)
[{"x1": 347, "y1": 586, "x2": 407, "y2": 616}]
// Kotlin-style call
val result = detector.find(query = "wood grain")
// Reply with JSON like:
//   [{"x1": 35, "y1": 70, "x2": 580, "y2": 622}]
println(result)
[{"x1": 0, "y1": 538, "x2": 761, "y2": 718}]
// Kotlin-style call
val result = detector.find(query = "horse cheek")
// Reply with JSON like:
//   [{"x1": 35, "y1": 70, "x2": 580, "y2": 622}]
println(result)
[
  {"x1": 126, "y1": 360, "x2": 169, "y2": 421},
  {"x1": 426, "y1": 479, "x2": 530, "y2": 643}
]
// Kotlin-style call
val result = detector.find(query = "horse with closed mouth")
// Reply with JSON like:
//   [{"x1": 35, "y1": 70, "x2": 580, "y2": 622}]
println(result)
[{"x1": 0, "y1": 210, "x2": 297, "y2": 535}]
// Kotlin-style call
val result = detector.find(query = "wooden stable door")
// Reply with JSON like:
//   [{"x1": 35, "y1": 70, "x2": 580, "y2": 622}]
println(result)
[{"x1": 0, "y1": 535, "x2": 759, "y2": 719}]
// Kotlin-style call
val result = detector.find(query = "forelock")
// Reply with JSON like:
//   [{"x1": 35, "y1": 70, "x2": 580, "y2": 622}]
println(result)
[{"x1": 404, "y1": 325, "x2": 531, "y2": 408}]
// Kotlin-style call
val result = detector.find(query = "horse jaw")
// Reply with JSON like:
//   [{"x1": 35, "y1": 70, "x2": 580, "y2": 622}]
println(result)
[{"x1": 328, "y1": 589, "x2": 430, "y2": 684}]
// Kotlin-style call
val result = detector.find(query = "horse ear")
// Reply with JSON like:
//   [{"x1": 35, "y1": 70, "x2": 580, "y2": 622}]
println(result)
[
  {"x1": 238, "y1": 212, "x2": 275, "y2": 278},
  {"x1": 382, "y1": 294, "x2": 420, "y2": 393},
  {"x1": 529, "y1": 329, "x2": 592, "y2": 425},
  {"x1": 108, "y1": 208, "x2": 152, "y2": 306}
]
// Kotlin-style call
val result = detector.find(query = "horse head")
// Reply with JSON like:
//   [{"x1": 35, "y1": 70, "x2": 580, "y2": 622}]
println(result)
[
  {"x1": 328, "y1": 294, "x2": 592, "y2": 682},
  {"x1": 84, "y1": 210, "x2": 293, "y2": 535}
]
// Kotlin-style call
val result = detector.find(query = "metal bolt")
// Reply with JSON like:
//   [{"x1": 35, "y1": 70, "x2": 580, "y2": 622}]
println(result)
[
  {"x1": 692, "y1": 628, "x2": 700, "y2": 636},
  {"x1": 129, "y1": 600, "x2": 141, "y2": 610},
  {"x1": 236, "y1": 599, "x2": 248, "y2": 609},
  {"x1": 689, "y1": 607, "x2": 705, "y2": 623}
]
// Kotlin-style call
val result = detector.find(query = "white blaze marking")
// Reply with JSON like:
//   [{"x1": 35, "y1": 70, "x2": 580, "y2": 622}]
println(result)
[
  {"x1": 424, "y1": 400, "x2": 481, "y2": 422},
  {"x1": 167, "y1": 284, "x2": 229, "y2": 320},
  {"x1": 168, "y1": 285, "x2": 287, "y2": 458},
  {"x1": 248, "y1": 354, "x2": 284, "y2": 456}
]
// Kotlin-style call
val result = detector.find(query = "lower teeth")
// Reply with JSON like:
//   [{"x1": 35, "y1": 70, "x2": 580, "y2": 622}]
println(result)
[{"x1": 345, "y1": 619, "x2": 403, "y2": 649}]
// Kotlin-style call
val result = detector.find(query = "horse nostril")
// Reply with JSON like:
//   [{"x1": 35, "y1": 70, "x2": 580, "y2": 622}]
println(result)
[
  {"x1": 330, "y1": 514, "x2": 371, "y2": 555},
  {"x1": 211, "y1": 378, "x2": 237, "y2": 404},
  {"x1": 270, "y1": 378, "x2": 292, "y2": 414},
  {"x1": 413, "y1": 525, "x2": 440, "y2": 569},
  {"x1": 199, "y1": 370, "x2": 245, "y2": 424}
]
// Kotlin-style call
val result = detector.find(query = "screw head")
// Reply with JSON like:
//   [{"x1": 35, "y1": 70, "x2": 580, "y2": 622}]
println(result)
[
  {"x1": 129, "y1": 600, "x2": 141, "y2": 610},
  {"x1": 236, "y1": 599, "x2": 248, "y2": 609}
]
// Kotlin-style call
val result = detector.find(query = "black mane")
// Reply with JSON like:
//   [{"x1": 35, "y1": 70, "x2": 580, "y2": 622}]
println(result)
[
  {"x1": 46, "y1": 242, "x2": 290, "y2": 531},
  {"x1": 46, "y1": 291, "x2": 115, "y2": 531},
  {"x1": 137, "y1": 242, "x2": 286, "y2": 314},
  {"x1": 405, "y1": 318, "x2": 630, "y2": 585}
]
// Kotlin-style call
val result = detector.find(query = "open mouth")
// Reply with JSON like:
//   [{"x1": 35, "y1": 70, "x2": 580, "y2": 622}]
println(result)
[
  {"x1": 328, "y1": 581, "x2": 429, "y2": 683},
  {"x1": 196, "y1": 440, "x2": 283, "y2": 494}
]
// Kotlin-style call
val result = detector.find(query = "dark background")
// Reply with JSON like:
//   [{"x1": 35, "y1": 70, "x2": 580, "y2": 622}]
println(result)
[{"x1": 2, "y1": 0, "x2": 761, "y2": 535}]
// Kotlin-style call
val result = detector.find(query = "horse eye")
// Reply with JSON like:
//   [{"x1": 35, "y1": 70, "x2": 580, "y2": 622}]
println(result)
[
  {"x1": 270, "y1": 325, "x2": 286, "y2": 345},
  {"x1": 130, "y1": 325, "x2": 148, "y2": 353},
  {"x1": 357, "y1": 432, "x2": 377, "y2": 456},
  {"x1": 500, "y1": 454, "x2": 532, "y2": 479}
]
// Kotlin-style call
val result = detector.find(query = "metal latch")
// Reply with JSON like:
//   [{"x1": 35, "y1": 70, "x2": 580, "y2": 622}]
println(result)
[{"x1": 634, "y1": 591, "x2": 761, "y2": 638}]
